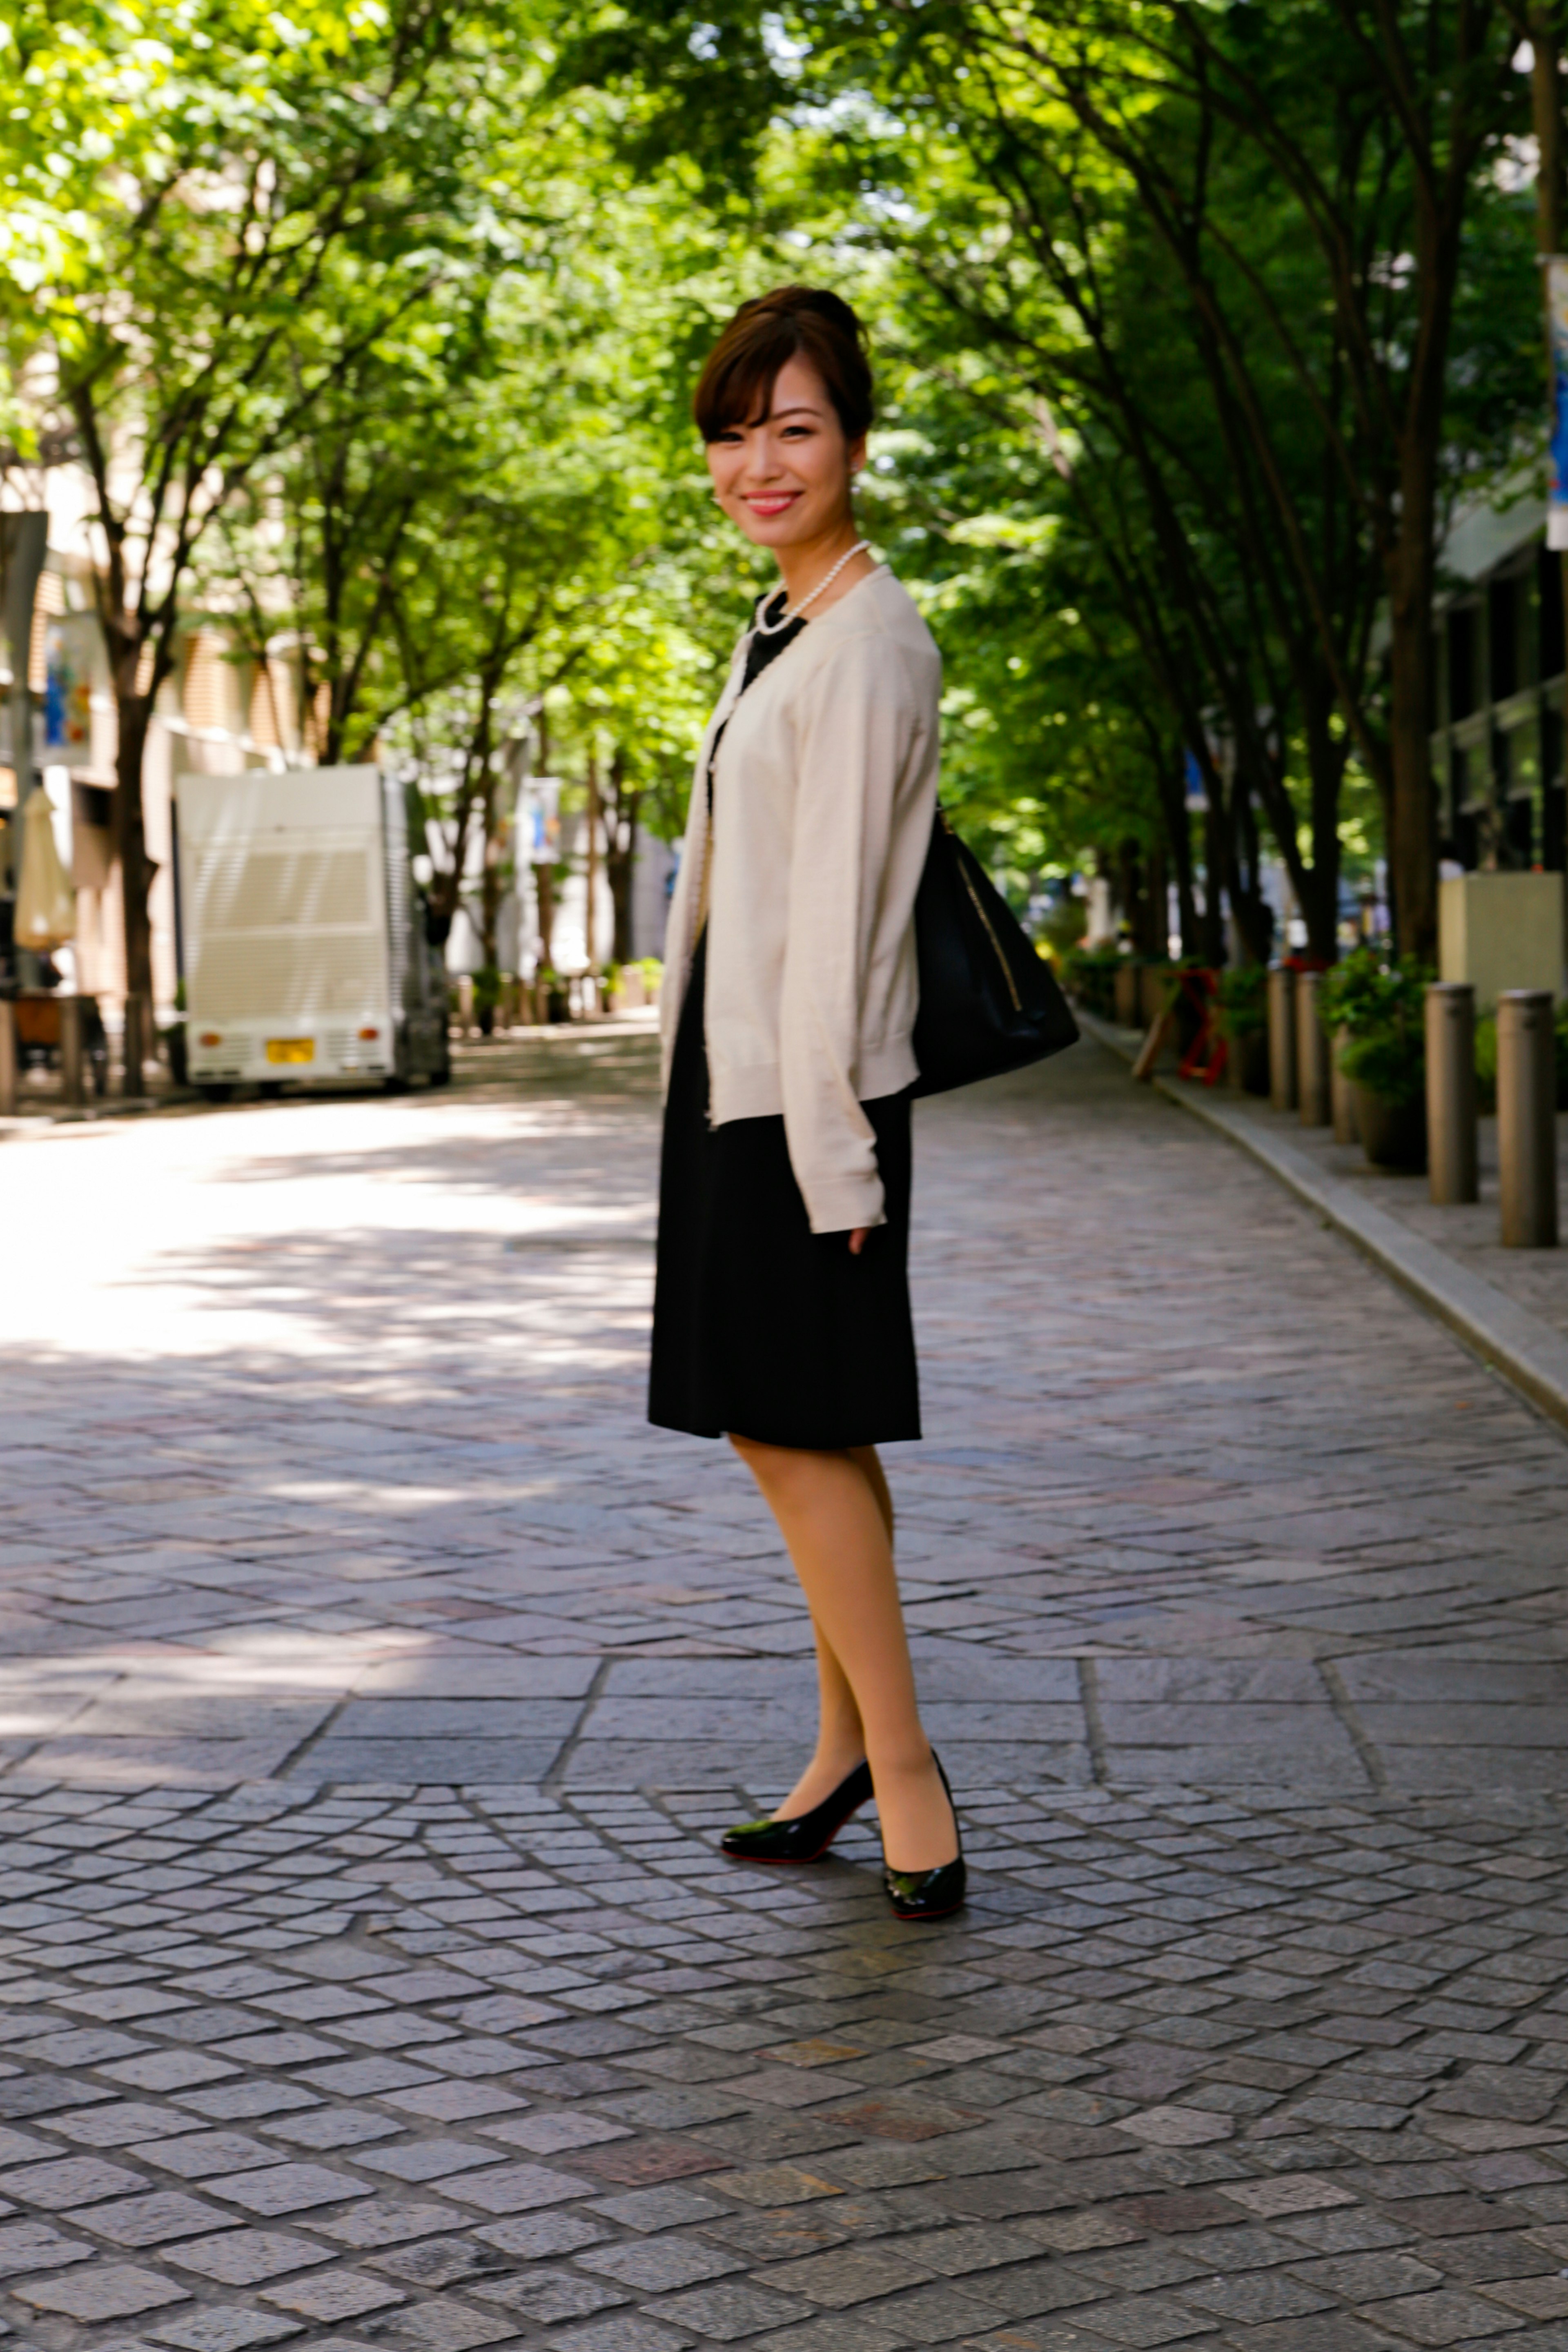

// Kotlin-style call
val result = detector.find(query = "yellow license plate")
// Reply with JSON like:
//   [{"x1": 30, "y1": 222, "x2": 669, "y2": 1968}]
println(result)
[{"x1": 266, "y1": 1038, "x2": 315, "y2": 1065}]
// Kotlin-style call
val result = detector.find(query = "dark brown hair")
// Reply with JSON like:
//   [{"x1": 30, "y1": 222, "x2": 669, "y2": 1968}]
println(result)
[{"x1": 693, "y1": 286, "x2": 874, "y2": 445}]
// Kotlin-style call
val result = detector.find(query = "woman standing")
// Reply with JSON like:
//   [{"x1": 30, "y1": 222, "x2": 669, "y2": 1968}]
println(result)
[{"x1": 648, "y1": 286, "x2": 962, "y2": 1921}]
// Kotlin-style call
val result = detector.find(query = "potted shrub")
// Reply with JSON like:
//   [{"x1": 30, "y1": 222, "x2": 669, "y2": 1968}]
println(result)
[
  {"x1": 536, "y1": 966, "x2": 569, "y2": 1024},
  {"x1": 1061, "y1": 945, "x2": 1119, "y2": 1019},
  {"x1": 1216, "y1": 964, "x2": 1268, "y2": 1094},
  {"x1": 1320, "y1": 948, "x2": 1429, "y2": 1169}
]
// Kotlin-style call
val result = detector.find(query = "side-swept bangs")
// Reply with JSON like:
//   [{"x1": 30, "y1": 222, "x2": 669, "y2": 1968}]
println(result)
[{"x1": 694, "y1": 286, "x2": 874, "y2": 444}]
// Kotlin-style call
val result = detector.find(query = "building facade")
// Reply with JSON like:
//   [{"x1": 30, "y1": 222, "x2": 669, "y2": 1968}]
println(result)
[{"x1": 1432, "y1": 495, "x2": 1568, "y2": 876}]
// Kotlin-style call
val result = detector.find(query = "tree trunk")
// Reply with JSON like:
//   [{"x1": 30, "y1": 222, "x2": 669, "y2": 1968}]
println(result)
[
  {"x1": 605, "y1": 749, "x2": 639, "y2": 964},
  {"x1": 1117, "y1": 837, "x2": 1146, "y2": 949},
  {"x1": 585, "y1": 750, "x2": 600, "y2": 973},
  {"x1": 112, "y1": 686, "x2": 154, "y2": 1004},
  {"x1": 1153, "y1": 752, "x2": 1200, "y2": 956},
  {"x1": 1385, "y1": 491, "x2": 1439, "y2": 964},
  {"x1": 1200, "y1": 787, "x2": 1226, "y2": 967},
  {"x1": 536, "y1": 864, "x2": 555, "y2": 973},
  {"x1": 1145, "y1": 840, "x2": 1168, "y2": 959}
]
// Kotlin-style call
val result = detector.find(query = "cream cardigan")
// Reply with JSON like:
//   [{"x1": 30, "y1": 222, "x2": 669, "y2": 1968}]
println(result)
[{"x1": 659, "y1": 566, "x2": 942, "y2": 1235}]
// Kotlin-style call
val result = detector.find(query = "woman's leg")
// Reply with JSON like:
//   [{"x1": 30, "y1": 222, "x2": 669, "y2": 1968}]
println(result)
[
  {"x1": 731, "y1": 1435, "x2": 956, "y2": 1873},
  {"x1": 772, "y1": 1445, "x2": 896, "y2": 1817}
]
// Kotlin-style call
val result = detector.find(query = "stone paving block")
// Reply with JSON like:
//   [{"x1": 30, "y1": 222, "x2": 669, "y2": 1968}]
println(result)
[
  {"x1": 132, "y1": 2131, "x2": 282, "y2": 2176},
  {"x1": 588, "y1": 2186, "x2": 730, "y2": 2232},
  {"x1": 754, "y1": 2241, "x2": 935, "y2": 2305},
  {"x1": 296, "y1": 1742, "x2": 568, "y2": 1782},
  {"x1": 0, "y1": 2152, "x2": 149, "y2": 2205},
  {"x1": 149, "y1": 2310, "x2": 302, "y2": 2351},
  {"x1": 356, "y1": 2137, "x2": 504, "y2": 2181},
  {"x1": 314, "y1": 2202, "x2": 461, "y2": 2250},
  {"x1": 443, "y1": 2160, "x2": 599, "y2": 2212},
  {"x1": 482, "y1": 2111, "x2": 629, "y2": 2153},
  {"x1": 1364, "y1": 2287, "x2": 1528, "y2": 2340},
  {"x1": 86, "y1": 2190, "x2": 240, "y2": 2245},
  {"x1": 204, "y1": 2164, "x2": 376, "y2": 2215},
  {"x1": 165, "y1": 2232, "x2": 338, "y2": 2285},
  {"x1": 258, "y1": 2268, "x2": 406, "y2": 2320},
  {"x1": 1180, "y1": 2271, "x2": 1334, "y2": 2322},
  {"x1": 106, "y1": 2054, "x2": 243, "y2": 2091},
  {"x1": 1214, "y1": 2175, "x2": 1359, "y2": 2217},
  {"x1": 0, "y1": 2219, "x2": 93, "y2": 2273},
  {"x1": 579, "y1": 2238, "x2": 743, "y2": 2290},
  {"x1": 547, "y1": 2317, "x2": 695, "y2": 2352},
  {"x1": 471, "y1": 2269, "x2": 628, "y2": 2319},
  {"x1": 13, "y1": 2260, "x2": 192, "y2": 2319},
  {"x1": 1485, "y1": 2281, "x2": 1568, "y2": 2319},
  {"x1": 651, "y1": 2279, "x2": 817, "y2": 2338},
  {"x1": 1049, "y1": 2296, "x2": 1217, "y2": 2345},
  {"x1": 373, "y1": 2308, "x2": 518, "y2": 2351},
  {"x1": 753, "y1": 2321, "x2": 910, "y2": 2352}
]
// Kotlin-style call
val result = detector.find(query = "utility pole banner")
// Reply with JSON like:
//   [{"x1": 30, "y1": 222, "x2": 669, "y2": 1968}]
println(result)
[{"x1": 1549, "y1": 258, "x2": 1568, "y2": 549}]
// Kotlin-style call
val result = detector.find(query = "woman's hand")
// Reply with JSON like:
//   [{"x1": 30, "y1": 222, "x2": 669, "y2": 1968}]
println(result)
[{"x1": 849, "y1": 1228, "x2": 869, "y2": 1256}]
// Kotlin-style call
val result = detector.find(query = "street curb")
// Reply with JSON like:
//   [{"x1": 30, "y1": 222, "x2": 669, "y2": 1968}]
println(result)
[{"x1": 1078, "y1": 1009, "x2": 1568, "y2": 1438}]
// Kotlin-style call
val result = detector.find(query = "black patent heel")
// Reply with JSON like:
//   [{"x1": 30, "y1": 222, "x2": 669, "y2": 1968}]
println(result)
[
  {"x1": 720, "y1": 1760, "x2": 873, "y2": 1863},
  {"x1": 881, "y1": 1751, "x2": 966, "y2": 1921}
]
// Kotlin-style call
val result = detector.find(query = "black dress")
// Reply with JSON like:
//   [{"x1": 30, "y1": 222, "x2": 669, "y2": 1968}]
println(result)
[{"x1": 647, "y1": 604, "x2": 921, "y2": 1452}]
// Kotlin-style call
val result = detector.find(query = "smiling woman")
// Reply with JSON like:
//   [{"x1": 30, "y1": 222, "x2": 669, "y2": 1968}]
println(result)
[{"x1": 646, "y1": 285, "x2": 965, "y2": 1924}]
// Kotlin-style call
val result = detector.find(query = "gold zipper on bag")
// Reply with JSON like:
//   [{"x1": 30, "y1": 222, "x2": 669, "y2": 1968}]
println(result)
[{"x1": 940, "y1": 810, "x2": 1022, "y2": 1013}]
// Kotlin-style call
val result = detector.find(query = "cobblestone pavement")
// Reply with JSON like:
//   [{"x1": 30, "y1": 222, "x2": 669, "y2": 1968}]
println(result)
[{"x1": 2, "y1": 1031, "x2": 1568, "y2": 2352}]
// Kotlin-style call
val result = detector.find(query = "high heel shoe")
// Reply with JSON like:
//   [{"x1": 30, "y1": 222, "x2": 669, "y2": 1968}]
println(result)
[
  {"x1": 720, "y1": 1760, "x2": 873, "y2": 1863},
  {"x1": 882, "y1": 1752, "x2": 966, "y2": 1922}
]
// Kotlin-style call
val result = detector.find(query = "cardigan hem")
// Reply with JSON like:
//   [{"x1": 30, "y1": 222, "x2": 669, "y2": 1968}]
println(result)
[{"x1": 710, "y1": 1036, "x2": 919, "y2": 1127}]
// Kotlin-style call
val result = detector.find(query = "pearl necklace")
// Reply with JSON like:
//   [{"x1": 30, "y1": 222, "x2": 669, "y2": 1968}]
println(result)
[{"x1": 754, "y1": 537, "x2": 875, "y2": 635}]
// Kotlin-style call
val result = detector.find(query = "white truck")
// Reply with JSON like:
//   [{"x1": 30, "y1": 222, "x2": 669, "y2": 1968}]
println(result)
[{"x1": 176, "y1": 765, "x2": 450, "y2": 1096}]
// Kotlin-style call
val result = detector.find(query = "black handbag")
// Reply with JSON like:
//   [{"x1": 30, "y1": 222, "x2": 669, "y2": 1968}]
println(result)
[{"x1": 910, "y1": 808, "x2": 1080, "y2": 1098}]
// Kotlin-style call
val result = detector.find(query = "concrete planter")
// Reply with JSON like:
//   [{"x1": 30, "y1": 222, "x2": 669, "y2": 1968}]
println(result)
[{"x1": 1354, "y1": 1085, "x2": 1426, "y2": 1171}]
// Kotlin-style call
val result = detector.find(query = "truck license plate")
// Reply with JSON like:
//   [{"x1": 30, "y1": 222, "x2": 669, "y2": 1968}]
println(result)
[{"x1": 266, "y1": 1038, "x2": 315, "y2": 1065}]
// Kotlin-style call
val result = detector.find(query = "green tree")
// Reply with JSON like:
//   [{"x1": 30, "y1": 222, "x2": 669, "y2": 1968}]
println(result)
[{"x1": 2, "y1": 0, "x2": 520, "y2": 1002}]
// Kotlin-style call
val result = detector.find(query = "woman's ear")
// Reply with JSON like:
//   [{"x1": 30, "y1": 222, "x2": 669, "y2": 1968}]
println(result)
[{"x1": 848, "y1": 434, "x2": 868, "y2": 475}]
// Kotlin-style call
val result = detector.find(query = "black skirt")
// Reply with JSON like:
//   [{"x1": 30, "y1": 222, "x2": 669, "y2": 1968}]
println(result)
[{"x1": 648, "y1": 930, "x2": 921, "y2": 1449}]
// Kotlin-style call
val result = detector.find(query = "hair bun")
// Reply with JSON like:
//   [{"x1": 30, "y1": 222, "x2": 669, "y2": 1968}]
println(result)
[{"x1": 695, "y1": 285, "x2": 874, "y2": 443}]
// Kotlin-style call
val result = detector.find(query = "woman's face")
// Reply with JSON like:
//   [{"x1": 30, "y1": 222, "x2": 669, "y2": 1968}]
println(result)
[{"x1": 705, "y1": 354, "x2": 864, "y2": 550}]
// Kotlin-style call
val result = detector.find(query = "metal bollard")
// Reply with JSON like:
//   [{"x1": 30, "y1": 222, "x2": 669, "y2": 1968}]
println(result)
[
  {"x1": 1267, "y1": 966, "x2": 1297, "y2": 1111},
  {"x1": 1497, "y1": 989, "x2": 1558, "y2": 1247},
  {"x1": 122, "y1": 993, "x2": 149, "y2": 1098},
  {"x1": 1296, "y1": 970, "x2": 1330, "y2": 1125},
  {"x1": 1331, "y1": 1027, "x2": 1359, "y2": 1145},
  {"x1": 0, "y1": 1001, "x2": 14, "y2": 1116},
  {"x1": 58, "y1": 996, "x2": 85, "y2": 1109},
  {"x1": 1425, "y1": 983, "x2": 1477, "y2": 1205}
]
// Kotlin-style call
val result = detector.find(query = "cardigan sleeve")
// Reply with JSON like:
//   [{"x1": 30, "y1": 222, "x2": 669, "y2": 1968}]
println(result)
[{"x1": 778, "y1": 625, "x2": 924, "y2": 1235}]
